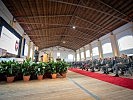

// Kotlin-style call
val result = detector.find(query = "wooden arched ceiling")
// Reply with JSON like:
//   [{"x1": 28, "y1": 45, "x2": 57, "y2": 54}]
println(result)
[{"x1": 2, "y1": 0, "x2": 133, "y2": 51}]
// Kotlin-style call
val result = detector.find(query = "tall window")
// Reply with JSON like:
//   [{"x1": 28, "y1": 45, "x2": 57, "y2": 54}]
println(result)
[
  {"x1": 77, "y1": 53, "x2": 80, "y2": 61},
  {"x1": 92, "y1": 47, "x2": 99, "y2": 56},
  {"x1": 81, "y1": 52, "x2": 84, "y2": 59},
  {"x1": 86, "y1": 50, "x2": 90, "y2": 57},
  {"x1": 68, "y1": 54, "x2": 73, "y2": 61},
  {"x1": 57, "y1": 52, "x2": 60, "y2": 57},
  {"x1": 102, "y1": 43, "x2": 112, "y2": 54},
  {"x1": 118, "y1": 35, "x2": 133, "y2": 51},
  {"x1": 24, "y1": 43, "x2": 28, "y2": 56}
]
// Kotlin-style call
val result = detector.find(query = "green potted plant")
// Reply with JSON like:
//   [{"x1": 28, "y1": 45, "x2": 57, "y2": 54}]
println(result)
[
  {"x1": 44, "y1": 62, "x2": 51, "y2": 78},
  {"x1": 49, "y1": 61, "x2": 57, "y2": 79},
  {"x1": 2, "y1": 60, "x2": 19, "y2": 83},
  {"x1": 59, "y1": 61, "x2": 69, "y2": 78},
  {"x1": 0, "y1": 62, "x2": 5, "y2": 81},
  {"x1": 0, "y1": 62, "x2": 4, "y2": 74},
  {"x1": 34, "y1": 62, "x2": 47, "y2": 80},
  {"x1": 21, "y1": 58, "x2": 32, "y2": 82}
]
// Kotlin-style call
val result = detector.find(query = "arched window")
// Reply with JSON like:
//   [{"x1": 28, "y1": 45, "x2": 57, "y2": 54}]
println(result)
[
  {"x1": 86, "y1": 50, "x2": 90, "y2": 57},
  {"x1": 81, "y1": 52, "x2": 84, "y2": 59},
  {"x1": 24, "y1": 43, "x2": 28, "y2": 56},
  {"x1": 57, "y1": 52, "x2": 60, "y2": 57},
  {"x1": 92, "y1": 47, "x2": 99, "y2": 56},
  {"x1": 68, "y1": 54, "x2": 73, "y2": 60},
  {"x1": 118, "y1": 35, "x2": 133, "y2": 51},
  {"x1": 102, "y1": 43, "x2": 112, "y2": 54},
  {"x1": 77, "y1": 53, "x2": 80, "y2": 61}
]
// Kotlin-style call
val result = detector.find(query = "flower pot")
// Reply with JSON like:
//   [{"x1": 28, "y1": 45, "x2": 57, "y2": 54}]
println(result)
[
  {"x1": 51, "y1": 74, "x2": 57, "y2": 79},
  {"x1": 37, "y1": 75, "x2": 43, "y2": 80},
  {"x1": 7, "y1": 76, "x2": 15, "y2": 83},
  {"x1": 62, "y1": 73, "x2": 66, "y2": 78},
  {"x1": 23, "y1": 75, "x2": 30, "y2": 82}
]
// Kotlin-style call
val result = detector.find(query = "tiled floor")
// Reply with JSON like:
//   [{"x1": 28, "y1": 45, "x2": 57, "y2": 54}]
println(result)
[{"x1": 0, "y1": 71, "x2": 133, "y2": 100}]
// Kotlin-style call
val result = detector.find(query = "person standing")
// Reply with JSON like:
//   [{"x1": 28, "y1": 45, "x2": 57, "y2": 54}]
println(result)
[{"x1": 34, "y1": 49, "x2": 39, "y2": 63}]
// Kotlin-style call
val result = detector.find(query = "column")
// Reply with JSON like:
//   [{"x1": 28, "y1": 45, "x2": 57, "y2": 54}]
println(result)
[
  {"x1": 32, "y1": 45, "x2": 35, "y2": 61},
  {"x1": 83, "y1": 47, "x2": 86, "y2": 60},
  {"x1": 89, "y1": 44, "x2": 92, "y2": 59},
  {"x1": 75, "y1": 51, "x2": 77, "y2": 62},
  {"x1": 27, "y1": 41, "x2": 31, "y2": 59},
  {"x1": 110, "y1": 33, "x2": 120, "y2": 57},
  {"x1": 79, "y1": 49, "x2": 81, "y2": 61},
  {"x1": 98, "y1": 40, "x2": 103, "y2": 58},
  {"x1": 20, "y1": 34, "x2": 24, "y2": 57}
]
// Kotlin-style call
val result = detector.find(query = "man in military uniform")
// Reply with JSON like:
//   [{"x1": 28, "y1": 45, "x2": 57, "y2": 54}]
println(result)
[{"x1": 113, "y1": 54, "x2": 129, "y2": 77}]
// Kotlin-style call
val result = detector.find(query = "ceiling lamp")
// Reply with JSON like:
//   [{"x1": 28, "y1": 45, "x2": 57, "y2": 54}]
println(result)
[
  {"x1": 63, "y1": 41, "x2": 66, "y2": 44},
  {"x1": 72, "y1": 26, "x2": 76, "y2": 29}
]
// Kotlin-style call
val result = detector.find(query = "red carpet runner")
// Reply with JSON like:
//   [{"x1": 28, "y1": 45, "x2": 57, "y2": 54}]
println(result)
[{"x1": 69, "y1": 68, "x2": 133, "y2": 90}]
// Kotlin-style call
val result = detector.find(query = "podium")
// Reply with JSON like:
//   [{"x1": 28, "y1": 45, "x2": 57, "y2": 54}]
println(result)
[{"x1": 43, "y1": 54, "x2": 49, "y2": 62}]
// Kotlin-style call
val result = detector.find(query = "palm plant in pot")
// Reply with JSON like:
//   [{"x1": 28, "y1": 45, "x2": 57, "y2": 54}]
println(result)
[
  {"x1": 49, "y1": 61, "x2": 57, "y2": 79},
  {"x1": 34, "y1": 62, "x2": 47, "y2": 80},
  {"x1": 21, "y1": 59, "x2": 32, "y2": 82},
  {"x1": 2, "y1": 60, "x2": 19, "y2": 83}
]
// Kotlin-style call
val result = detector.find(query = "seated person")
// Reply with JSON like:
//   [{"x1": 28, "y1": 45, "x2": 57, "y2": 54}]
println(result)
[{"x1": 113, "y1": 54, "x2": 130, "y2": 77}]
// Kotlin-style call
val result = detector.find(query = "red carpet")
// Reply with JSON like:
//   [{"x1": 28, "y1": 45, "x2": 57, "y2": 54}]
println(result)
[{"x1": 69, "y1": 68, "x2": 133, "y2": 90}]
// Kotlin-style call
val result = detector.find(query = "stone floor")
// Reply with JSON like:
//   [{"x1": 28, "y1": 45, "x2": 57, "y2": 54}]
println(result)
[{"x1": 0, "y1": 71, "x2": 133, "y2": 100}]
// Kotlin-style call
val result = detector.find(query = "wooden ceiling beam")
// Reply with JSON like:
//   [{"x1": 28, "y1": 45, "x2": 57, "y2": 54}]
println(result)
[
  {"x1": 19, "y1": 22, "x2": 104, "y2": 33},
  {"x1": 49, "y1": 0, "x2": 129, "y2": 22},
  {"x1": 75, "y1": 15, "x2": 111, "y2": 32},
  {"x1": 59, "y1": 0, "x2": 81, "y2": 45},
  {"x1": 32, "y1": 35, "x2": 89, "y2": 43},
  {"x1": 25, "y1": 26, "x2": 67, "y2": 32},
  {"x1": 36, "y1": 39, "x2": 83, "y2": 49},
  {"x1": 97, "y1": 0, "x2": 132, "y2": 21},
  {"x1": 15, "y1": 14, "x2": 72, "y2": 19}
]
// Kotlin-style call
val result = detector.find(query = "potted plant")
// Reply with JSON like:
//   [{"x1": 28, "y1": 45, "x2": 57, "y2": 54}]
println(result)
[
  {"x1": 2, "y1": 60, "x2": 19, "y2": 83},
  {"x1": 49, "y1": 61, "x2": 57, "y2": 79},
  {"x1": 21, "y1": 59, "x2": 32, "y2": 82},
  {"x1": 34, "y1": 62, "x2": 47, "y2": 80},
  {"x1": 0, "y1": 62, "x2": 5, "y2": 81},
  {"x1": 59, "y1": 61, "x2": 69, "y2": 78},
  {"x1": 44, "y1": 62, "x2": 51, "y2": 78}
]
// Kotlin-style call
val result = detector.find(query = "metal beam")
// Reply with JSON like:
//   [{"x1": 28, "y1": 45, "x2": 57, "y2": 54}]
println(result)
[
  {"x1": 48, "y1": 0, "x2": 129, "y2": 22},
  {"x1": 15, "y1": 14, "x2": 72, "y2": 19}
]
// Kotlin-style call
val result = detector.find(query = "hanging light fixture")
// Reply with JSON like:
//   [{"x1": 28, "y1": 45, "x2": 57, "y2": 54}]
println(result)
[{"x1": 72, "y1": 26, "x2": 76, "y2": 29}]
